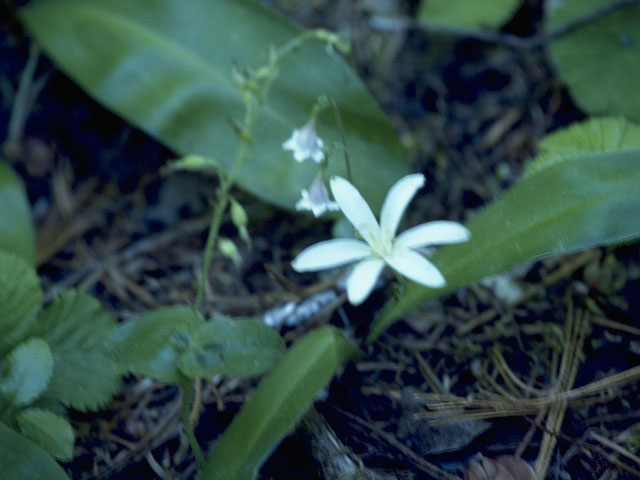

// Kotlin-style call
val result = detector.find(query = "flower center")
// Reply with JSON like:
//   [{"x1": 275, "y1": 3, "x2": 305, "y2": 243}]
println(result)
[{"x1": 365, "y1": 228, "x2": 394, "y2": 259}]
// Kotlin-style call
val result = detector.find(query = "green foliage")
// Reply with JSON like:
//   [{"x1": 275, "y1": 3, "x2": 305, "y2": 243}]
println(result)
[
  {"x1": 16, "y1": 408, "x2": 74, "y2": 461},
  {"x1": 203, "y1": 326, "x2": 360, "y2": 480},
  {"x1": 0, "y1": 337, "x2": 52, "y2": 407},
  {"x1": 525, "y1": 117, "x2": 640, "y2": 177},
  {"x1": 19, "y1": 0, "x2": 409, "y2": 213},
  {"x1": 0, "y1": 160, "x2": 120, "y2": 471},
  {"x1": 547, "y1": 0, "x2": 640, "y2": 121},
  {"x1": 106, "y1": 306, "x2": 202, "y2": 383},
  {"x1": 418, "y1": 0, "x2": 521, "y2": 29},
  {"x1": 106, "y1": 306, "x2": 285, "y2": 383},
  {"x1": 33, "y1": 291, "x2": 121, "y2": 411},
  {"x1": 0, "y1": 285, "x2": 119, "y2": 464},
  {"x1": 0, "y1": 162, "x2": 36, "y2": 265},
  {"x1": 369, "y1": 119, "x2": 640, "y2": 341},
  {"x1": 177, "y1": 316, "x2": 285, "y2": 378},
  {"x1": 0, "y1": 423, "x2": 69, "y2": 480},
  {"x1": 0, "y1": 251, "x2": 42, "y2": 356}
]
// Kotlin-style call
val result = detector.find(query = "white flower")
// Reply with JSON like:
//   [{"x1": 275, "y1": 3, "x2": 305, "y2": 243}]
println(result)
[
  {"x1": 296, "y1": 175, "x2": 340, "y2": 217},
  {"x1": 282, "y1": 121, "x2": 325, "y2": 163},
  {"x1": 291, "y1": 174, "x2": 471, "y2": 305}
]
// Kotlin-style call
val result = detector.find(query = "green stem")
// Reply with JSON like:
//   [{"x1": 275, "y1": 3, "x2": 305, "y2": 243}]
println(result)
[
  {"x1": 194, "y1": 29, "x2": 347, "y2": 312},
  {"x1": 330, "y1": 97, "x2": 352, "y2": 182},
  {"x1": 181, "y1": 378, "x2": 206, "y2": 467},
  {"x1": 394, "y1": 272, "x2": 409, "y2": 293},
  {"x1": 194, "y1": 102, "x2": 256, "y2": 311}
]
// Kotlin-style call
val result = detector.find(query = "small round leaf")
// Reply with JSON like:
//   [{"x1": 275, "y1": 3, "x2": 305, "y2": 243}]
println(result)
[
  {"x1": 17, "y1": 408, "x2": 74, "y2": 461},
  {"x1": 0, "y1": 337, "x2": 53, "y2": 407}
]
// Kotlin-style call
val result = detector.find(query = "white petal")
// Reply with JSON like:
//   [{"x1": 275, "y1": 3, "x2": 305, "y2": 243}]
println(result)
[
  {"x1": 282, "y1": 130, "x2": 300, "y2": 150},
  {"x1": 345, "y1": 258, "x2": 385, "y2": 305},
  {"x1": 395, "y1": 221, "x2": 471, "y2": 249},
  {"x1": 380, "y1": 174, "x2": 425, "y2": 236},
  {"x1": 386, "y1": 248, "x2": 446, "y2": 288},
  {"x1": 292, "y1": 239, "x2": 370, "y2": 271},
  {"x1": 311, "y1": 149, "x2": 325, "y2": 163},
  {"x1": 330, "y1": 176, "x2": 380, "y2": 242},
  {"x1": 295, "y1": 190, "x2": 313, "y2": 212}
]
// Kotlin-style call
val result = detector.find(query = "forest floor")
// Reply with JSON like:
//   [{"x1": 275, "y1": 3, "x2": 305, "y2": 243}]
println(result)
[{"x1": 2, "y1": 0, "x2": 640, "y2": 478}]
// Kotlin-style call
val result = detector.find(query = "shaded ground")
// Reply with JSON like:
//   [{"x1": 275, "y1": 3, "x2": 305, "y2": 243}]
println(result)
[{"x1": 2, "y1": 0, "x2": 640, "y2": 478}]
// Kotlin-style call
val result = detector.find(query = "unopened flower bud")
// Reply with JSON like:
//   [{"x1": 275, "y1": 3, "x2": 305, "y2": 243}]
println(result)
[
  {"x1": 230, "y1": 198, "x2": 248, "y2": 229},
  {"x1": 218, "y1": 237, "x2": 241, "y2": 266}
]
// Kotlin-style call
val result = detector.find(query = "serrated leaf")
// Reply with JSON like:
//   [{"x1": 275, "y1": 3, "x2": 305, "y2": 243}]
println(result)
[
  {"x1": 106, "y1": 305, "x2": 203, "y2": 384},
  {"x1": 0, "y1": 161, "x2": 36, "y2": 265},
  {"x1": 16, "y1": 408, "x2": 74, "y2": 461},
  {"x1": 0, "y1": 422, "x2": 69, "y2": 480},
  {"x1": 0, "y1": 337, "x2": 52, "y2": 407},
  {"x1": 369, "y1": 147, "x2": 640, "y2": 341},
  {"x1": 32, "y1": 291, "x2": 120, "y2": 411},
  {"x1": 178, "y1": 316, "x2": 285, "y2": 379},
  {"x1": 525, "y1": 117, "x2": 640, "y2": 177},
  {"x1": 418, "y1": 0, "x2": 521, "y2": 29},
  {"x1": 0, "y1": 251, "x2": 42, "y2": 356},
  {"x1": 203, "y1": 326, "x2": 360, "y2": 480},
  {"x1": 19, "y1": 0, "x2": 408, "y2": 212},
  {"x1": 547, "y1": 0, "x2": 640, "y2": 121}
]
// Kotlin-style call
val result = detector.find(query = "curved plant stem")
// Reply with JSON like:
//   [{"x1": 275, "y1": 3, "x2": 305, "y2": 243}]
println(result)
[
  {"x1": 194, "y1": 100, "x2": 256, "y2": 311},
  {"x1": 193, "y1": 29, "x2": 348, "y2": 312},
  {"x1": 181, "y1": 378, "x2": 206, "y2": 468}
]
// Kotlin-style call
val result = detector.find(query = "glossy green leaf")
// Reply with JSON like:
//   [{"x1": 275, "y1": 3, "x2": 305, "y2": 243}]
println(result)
[
  {"x1": 203, "y1": 326, "x2": 360, "y2": 480},
  {"x1": 177, "y1": 316, "x2": 285, "y2": 379},
  {"x1": 547, "y1": 0, "x2": 640, "y2": 121},
  {"x1": 0, "y1": 423, "x2": 69, "y2": 480},
  {"x1": 0, "y1": 161, "x2": 36, "y2": 265},
  {"x1": 369, "y1": 147, "x2": 640, "y2": 341},
  {"x1": 525, "y1": 117, "x2": 640, "y2": 177},
  {"x1": 19, "y1": 0, "x2": 408, "y2": 212},
  {"x1": 0, "y1": 251, "x2": 41, "y2": 356},
  {"x1": 33, "y1": 291, "x2": 120, "y2": 411},
  {"x1": 0, "y1": 337, "x2": 52, "y2": 407},
  {"x1": 16, "y1": 408, "x2": 74, "y2": 461},
  {"x1": 106, "y1": 305, "x2": 203, "y2": 384},
  {"x1": 418, "y1": 0, "x2": 521, "y2": 29}
]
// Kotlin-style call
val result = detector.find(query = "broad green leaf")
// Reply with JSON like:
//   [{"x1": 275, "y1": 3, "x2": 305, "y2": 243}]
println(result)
[
  {"x1": 203, "y1": 326, "x2": 360, "y2": 480},
  {"x1": 19, "y1": 0, "x2": 408, "y2": 212},
  {"x1": 177, "y1": 316, "x2": 285, "y2": 379},
  {"x1": 369, "y1": 148, "x2": 640, "y2": 341},
  {"x1": 0, "y1": 251, "x2": 41, "y2": 355},
  {"x1": 16, "y1": 408, "x2": 74, "y2": 461},
  {"x1": 547, "y1": 0, "x2": 640, "y2": 121},
  {"x1": 0, "y1": 337, "x2": 52, "y2": 407},
  {"x1": 418, "y1": 0, "x2": 521, "y2": 29},
  {"x1": 33, "y1": 291, "x2": 120, "y2": 411},
  {"x1": 106, "y1": 305, "x2": 203, "y2": 384},
  {"x1": 0, "y1": 161, "x2": 36, "y2": 265},
  {"x1": 0, "y1": 423, "x2": 69, "y2": 480},
  {"x1": 525, "y1": 117, "x2": 640, "y2": 177}
]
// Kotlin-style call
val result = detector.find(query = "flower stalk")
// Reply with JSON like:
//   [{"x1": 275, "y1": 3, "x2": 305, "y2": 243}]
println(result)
[{"x1": 194, "y1": 29, "x2": 347, "y2": 310}]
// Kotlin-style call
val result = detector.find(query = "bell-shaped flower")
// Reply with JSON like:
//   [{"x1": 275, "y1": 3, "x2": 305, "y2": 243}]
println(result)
[
  {"x1": 282, "y1": 120, "x2": 325, "y2": 163},
  {"x1": 296, "y1": 174, "x2": 340, "y2": 217},
  {"x1": 292, "y1": 174, "x2": 470, "y2": 305}
]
